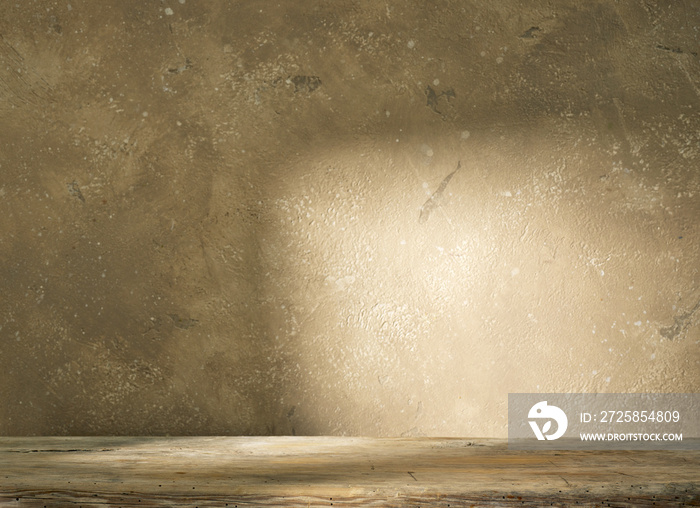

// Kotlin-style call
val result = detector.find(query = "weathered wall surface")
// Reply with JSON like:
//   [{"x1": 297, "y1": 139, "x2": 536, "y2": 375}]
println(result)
[{"x1": 1, "y1": 1, "x2": 698, "y2": 436}]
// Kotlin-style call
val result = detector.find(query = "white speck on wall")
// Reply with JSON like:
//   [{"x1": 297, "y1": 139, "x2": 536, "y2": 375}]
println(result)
[
  {"x1": 600, "y1": 270, "x2": 605, "y2": 276},
  {"x1": 461, "y1": 130, "x2": 470, "y2": 140},
  {"x1": 178, "y1": 0, "x2": 185, "y2": 3},
  {"x1": 651, "y1": 353, "x2": 656, "y2": 360},
  {"x1": 400, "y1": 239, "x2": 406, "y2": 245},
  {"x1": 480, "y1": 51, "x2": 486, "y2": 57},
  {"x1": 605, "y1": 377, "x2": 611, "y2": 383},
  {"x1": 142, "y1": 111, "x2": 148, "y2": 117},
  {"x1": 433, "y1": 79, "x2": 440, "y2": 86},
  {"x1": 496, "y1": 57, "x2": 503, "y2": 64},
  {"x1": 511, "y1": 267, "x2": 519, "y2": 277},
  {"x1": 592, "y1": 370, "x2": 597, "y2": 375},
  {"x1": 165, "y1": 7, "x2": 174, "y2": 15},
  {"x1": 407, "y1": 40, "x2": 415, "y2": 49},
  {"x1": 634, "y1": 321, "x2": 642, "y2": 326}
]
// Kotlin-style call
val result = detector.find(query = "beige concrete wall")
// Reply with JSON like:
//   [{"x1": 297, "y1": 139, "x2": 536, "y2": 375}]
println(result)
[{"x1": 0, "y1": 0, "x2": 698, "y2": 436}]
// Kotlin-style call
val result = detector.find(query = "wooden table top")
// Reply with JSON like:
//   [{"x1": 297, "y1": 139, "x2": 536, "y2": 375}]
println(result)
[{"x1": 1, "y1": 436, "x2": 698, "y2": 506}]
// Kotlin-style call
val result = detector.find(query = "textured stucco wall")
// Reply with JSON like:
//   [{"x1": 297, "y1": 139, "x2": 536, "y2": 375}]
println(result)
[{"x1": 1, "y1": 0, "x2": 698, "y2": 436}]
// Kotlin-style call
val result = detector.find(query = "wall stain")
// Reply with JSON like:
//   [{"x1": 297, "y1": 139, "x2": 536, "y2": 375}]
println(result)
[
  {"x1": 659, "y1": 299, "x2": 700, "y2": 340},
  {"x1": 419, "y1": 161, "x2": 461, "y2": 224}
]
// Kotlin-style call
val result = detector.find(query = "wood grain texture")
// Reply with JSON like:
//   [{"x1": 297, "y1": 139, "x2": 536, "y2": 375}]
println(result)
[{"x1": 0, "y1": 437, "x2": 698, "y2": 507}]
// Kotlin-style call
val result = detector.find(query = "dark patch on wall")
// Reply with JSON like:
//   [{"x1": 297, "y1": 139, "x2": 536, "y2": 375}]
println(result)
[
  {"x1": 425, "y1": 85, "x2": 455, "y2": 115},
  {"x1": 419, "y1": 161, "x2": 461, "y2": 223},
  {"x1": 291, "y1": 75, "x2": 322, "y2": 93},
  {"x1": 67, "y1": 181, "x2": 85, "y2": 202},
  {"x1": 659, "y1": 300, "x2": 700, "y2": 340},
  {"x1": 520, "y1": 26, "x2": 541, "y2": 39}
]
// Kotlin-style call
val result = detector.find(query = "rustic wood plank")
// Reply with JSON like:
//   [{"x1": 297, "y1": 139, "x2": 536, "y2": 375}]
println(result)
[{"x1": 1, "y1": 437, "x2": 698, "y2": 507}]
